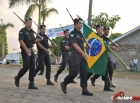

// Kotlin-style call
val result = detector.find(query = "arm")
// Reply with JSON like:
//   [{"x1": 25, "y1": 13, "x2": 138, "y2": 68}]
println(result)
[
  {"x1": 72, "y1": 43, "x2": 87, "y2": 60},
  {"x1": 64, "y1": 46, "x2": 69, "y2": 50},
  {"x1": 37, "y1": 43, "x2": 49, "y2": 53},
  {"x1": 110, "y1": 45, "x2": 119, "y2": 51},
  {"x1": 34, "y1": 39, "x2": 43, "y2": 43},
  {"x1": 48, "y1": 45, "x2": 57, "y2": 48},
  {"x1": 19, "y1": 40, "x2": 31, "y2": 56}
]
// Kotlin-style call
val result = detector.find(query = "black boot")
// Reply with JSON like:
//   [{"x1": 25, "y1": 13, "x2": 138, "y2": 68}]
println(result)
[
  {"x1": 90, "y1": 77, "x2": 95, "y2": 86},
  {"x1": 28, "y1": 82, "x2": 38, "y2": 90},
  {"x1": 47, "y1": 80, "x2": 54, "y2": 85},
  {"x1": 111, "y1": 84, "x2": 116, "y2": 88},
  {"x1": 14, "y1": 76, "x2": 20, "y2": 87},
  {"x1": 54, "y1": 74, "x2": 58, "y2": 82},
  {"x1": 60, "y1": 82, "x2": 67, "y2": 94},
  {"x1": 82, "y1": 88, "x2": 93, "y2": 96},
  {"x1": 104, "y1": 81, "x2": 114, "y2": 91},
  {"x1": 71, "y1": 80, "x2": 77, "y2": 83}
]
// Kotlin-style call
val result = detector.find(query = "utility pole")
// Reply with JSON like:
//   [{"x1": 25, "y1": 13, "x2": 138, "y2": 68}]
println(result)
[{"x1": 88, "y1": 0, "x2": 93, "y2": 27}]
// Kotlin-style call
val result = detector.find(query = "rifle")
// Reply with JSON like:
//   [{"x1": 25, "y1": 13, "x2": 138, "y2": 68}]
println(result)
[
  {"x1": 76, "y1": 14, "x2": 118, "y2": 48},
  {"x1": 33, "y1": 21, "x2": 57, "y2": 47},
  {"x1": 66, "y1": 8, "x2": 90, "y2": 48},
  {"x1": 59, "y1": 24, "x2": 65, "y2": 31},
  {"x1": 13, "y1": 12, "x2": 42, "y2": 39}
]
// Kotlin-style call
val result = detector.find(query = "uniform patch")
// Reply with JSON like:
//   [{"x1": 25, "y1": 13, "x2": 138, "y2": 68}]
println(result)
[
  {"x1": 19, "y1": 32, "x2": 23, "y2": 34},
  {"x1": 62, "y1": 40, "x2": 65, "y2": 42},
  {"x1": 70, "y1": 34, "x2": 74, "y2": 37}
]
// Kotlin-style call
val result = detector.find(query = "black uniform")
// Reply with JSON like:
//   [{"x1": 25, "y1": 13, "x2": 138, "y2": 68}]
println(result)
[
  {"x1": 63, "y1": 28, "x2": 87, "y2": 88},
  {"x1": 35, "y1": 33, "x2": 52, "y2": 83},
  {"x1": 55, "y1": 37, "x2": 70, "y2": 76},
  {"x1": 15, "y1": 27, "x2": 36, "y2": 86}
]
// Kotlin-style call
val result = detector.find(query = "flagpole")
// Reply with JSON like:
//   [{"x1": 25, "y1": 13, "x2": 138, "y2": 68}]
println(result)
[{"x1": 108, "y1": 46, "x2": 129, "y2": 70}]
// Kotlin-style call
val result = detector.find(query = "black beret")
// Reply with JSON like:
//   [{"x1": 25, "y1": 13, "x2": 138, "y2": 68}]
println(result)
[
  {"x1": 104, "y1": 26, "x2": 110, "y2": 30},
  {"x1": 64, "y1": 29, "x2": 69, "y2": 33},
  {"x1": 96, "y1": 24, "x2": 103, "y2": 29},
  {"x1": 25, "y1": 18, "x2": 32, "y2": 22},
  {"x1": 39, "y1": 25, "x2": 46, "y2": 29},
  {"x1": 73, "y1": 18, "x2": 82, "y2": 25}
]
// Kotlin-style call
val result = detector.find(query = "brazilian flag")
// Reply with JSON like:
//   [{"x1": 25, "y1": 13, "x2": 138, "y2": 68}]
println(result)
[{"x1": 83, "y1": 22, "x2": 108, "y2": 76}]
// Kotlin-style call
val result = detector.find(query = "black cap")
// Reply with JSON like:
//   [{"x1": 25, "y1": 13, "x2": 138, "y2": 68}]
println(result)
[
  {"x1": 96, "y1": 24, "x2": 103, "y2": 29},
  {"x1": 73, "y1": 18, "x2": 82, "y2": 25},
  {"x1": 25, "y1": 18, "x2": 32, "y2": 22},
  {"x1": 39, "y1": 25, "x2": 46, "y2": 29},
  {"x1": 104, "y1": 26, "x2": 110, "y2": 30},
  {"x1": 64, "y1": 29, "x2": 69, "y2": 33}
]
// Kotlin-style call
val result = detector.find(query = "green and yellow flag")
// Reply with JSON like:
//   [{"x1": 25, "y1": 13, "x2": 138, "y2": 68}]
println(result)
[{"x1": 83, "y1": 22, "x2": 108, "y2": 76}]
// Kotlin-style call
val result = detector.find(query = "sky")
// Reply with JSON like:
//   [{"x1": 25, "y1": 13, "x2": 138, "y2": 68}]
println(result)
[{"x1": 0, "y1": 0, "x2": 140, "y2": 53}]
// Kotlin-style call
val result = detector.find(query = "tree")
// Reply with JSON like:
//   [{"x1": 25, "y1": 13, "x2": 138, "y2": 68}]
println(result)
[
  {"x1": 9, "y1": 0, "x2": 58, "y2": 25},
  {"x1": 109, "y1": 33, "x2": 122, "y2": 40},
  {"x1": 0, "y1": 19, "x2": 14, "y2": 58},
  {"x1": 50, "y1": 37, "x2": 63, "y2": 56},
  {"x1": 41, "y1": 8, "x2": 58, "y2": 24},
  {"x1": 91, "y1": 13, "x2": 121, "y2": 29}
]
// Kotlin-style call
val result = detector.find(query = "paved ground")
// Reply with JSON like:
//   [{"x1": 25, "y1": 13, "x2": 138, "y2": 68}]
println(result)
[{"x1": 0, "y1": 67, "x2": 140, "y2": 103}]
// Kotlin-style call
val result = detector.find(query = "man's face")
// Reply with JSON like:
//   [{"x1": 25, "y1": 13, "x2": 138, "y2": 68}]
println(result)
[
  {"x1": 64, "y1": 31, "x2": 70, "y2": 37},
  {"x1": 40, "y1": 27, "x2": 46, "y2": 34},
  {"x1": 25, "y1": 20, "x2": 32, "y2": 28},
  {"x1": 75, "y1": 20, "x2": 82, "y2": 30},
  {"x1": 103, "y1": 29, "x2": 110, "y2": 36},
  {"x1": 97, "y1": 26, "x2": 103, "y2": 34}
]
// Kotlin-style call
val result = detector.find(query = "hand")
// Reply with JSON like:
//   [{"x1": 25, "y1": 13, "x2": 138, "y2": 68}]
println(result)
[
  {"x1": 87, "y1": 45, "x2": 91, "y2": 49},
  {"x1": 44, "y1": 49, "x2": 50, "y2": 54},
  {"x1": 82, "y1": 53, "x2": 88, "y2": 60},
  {"x1": 110, "y1": 46, "x2": 119, "y2": 51},
  {"x1": 25, "y1": 49, "x2": 31, "y2": 56},
  {"x1": 40, "y1": 37, "x2": 43, "y2": 41}
]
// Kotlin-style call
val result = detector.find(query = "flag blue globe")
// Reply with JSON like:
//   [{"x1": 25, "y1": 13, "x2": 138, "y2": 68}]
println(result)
[{"x1": 86, "y1": 38, "x2": 102, "y2": 56}]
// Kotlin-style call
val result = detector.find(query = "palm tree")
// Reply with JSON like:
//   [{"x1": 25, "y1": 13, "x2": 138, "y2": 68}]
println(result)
[
  {"x1": 9, "y1": 0, "x2": 58, "y2": 25},
  {"x1": 41, "y1": 8, "x2": 58, "y2": 24},
  {"x1": 0, "y1": 19, "x2": 14, "y2": 58},
  {"x1": 0, "y1": 19, "x2": 14, "y2": 31}
]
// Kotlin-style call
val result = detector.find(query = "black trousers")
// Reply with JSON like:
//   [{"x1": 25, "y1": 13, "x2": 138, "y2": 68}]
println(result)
[
  {"x1": 35, "y1": 58, "x2": 44, "y2": 74},
  {"x1": 87, "y1": 68, "x2": 108, "y2": 82},
  {"x1": 56, "y1": 52, "x2": 70, "y2": 75},
  {"x1": 107, "y1": 62, "x2": 113, "y2": 81},
  {"x1": 17, "y1": 49, "x2": 35, "y2": 82},
  {"x1": 64, "y1": 51, "x2": 87, "y2": 89},
  {"x1": 35, "y1": 53, "x2": 51, "y2": 80}
]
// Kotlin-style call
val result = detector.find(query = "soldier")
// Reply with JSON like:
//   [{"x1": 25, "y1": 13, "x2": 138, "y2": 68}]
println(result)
[
  {"x1": 60, "y1": 18, "x2": 93, "y2": 96},
  {"x1": 102, "y1": 26, "x2": 117, "y2": 88},
  {"x1": 54, "y1": 29, "x2": 76, "y2": 83},
  {"x1": 88, "y1": 25, "x2": 114, "y2": 91},
  {"x1": 14, "y1": 18, "x2": 42, "y2": 89},
  {"x1": 35, "y1": 25, "x2": 55, "y2": 85}
]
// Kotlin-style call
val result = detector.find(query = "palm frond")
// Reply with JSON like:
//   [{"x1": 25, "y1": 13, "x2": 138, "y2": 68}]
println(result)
[
  {"x1": 24, "y1": 4, "x2": 38, "y2": 20},
  {"x1": 9, "y1": 0, "x2": 35, "y2": 8},
  {"x1": 41, "y1": 8, "x2": 58, "y2": 23},
  {"x1": 0, "y1": 23, "x2": 14, "y2": 30}
]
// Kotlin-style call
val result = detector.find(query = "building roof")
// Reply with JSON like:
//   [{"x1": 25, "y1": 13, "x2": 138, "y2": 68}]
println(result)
[{"x1": 113, "y1": 25, "x2": 140, "y2": 43}]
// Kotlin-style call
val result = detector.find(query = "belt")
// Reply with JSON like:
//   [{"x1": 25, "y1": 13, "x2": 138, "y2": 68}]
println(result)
[
  {"x1": 62, "y1": 52, "x2": 71, "y2": 55},
  {"x1": 28, "y1": 47, "x2": 33, "y2": 50}
]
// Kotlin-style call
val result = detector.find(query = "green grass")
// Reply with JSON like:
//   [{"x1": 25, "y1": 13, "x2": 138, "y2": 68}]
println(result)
[{"x1": 113, "y1": 69, "x2": 140, "y2": 80}]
